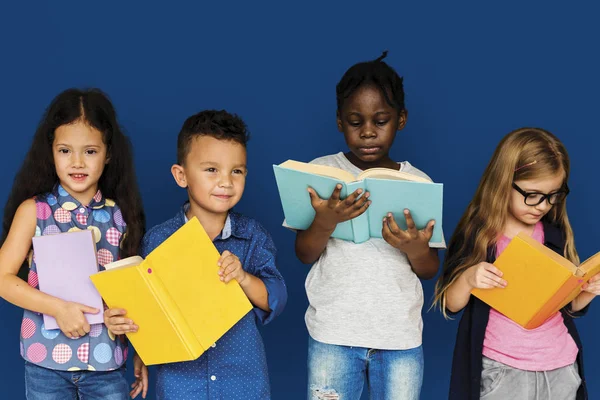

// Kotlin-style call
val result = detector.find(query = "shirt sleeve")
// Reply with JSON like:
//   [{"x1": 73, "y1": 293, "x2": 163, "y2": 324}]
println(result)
[{"x1": 245, "y1": 222, "x2": 287, "y2": 325}]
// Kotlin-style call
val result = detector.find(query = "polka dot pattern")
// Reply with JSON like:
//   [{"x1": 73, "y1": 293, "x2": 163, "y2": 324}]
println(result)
[
  {"x1": 76, "y1": 213, "x2": 88, "y2": 226},
  {"x1": 88, "y1": 226, "x2": 102, "y2": 243},
  {"x1": 77, "y1": 343, "x2": 90, "y2": 363},
  {"x1": 52, "y1": 343, "x2": 73, "y2": 364},
  {"x1": 42, "y1": 225, "x2": 60, "y2": 236},
  {"x1": 46, "y1": 194, "x2": 57, "y2": 206},
  {"x1": 97, "y1": 249, "x2": 114, "y2": 266},
  {"x1": 94, "y1": 343, "x2": 112, "y2": 364},
  {"x1": 53, "y1": 208, "x2": 71, "y2": 223},
  {"x1": 113, "y1": 209, "x2": 125, "y2": 227},
  {"x1": 106, "y1": 228, "x2": 121, "y2": 246},
  {"x1": 36, "y1": 203, "x2": 51, "y2": 220},
  {"x1": 89, "y1": 324, "x2": 103, "y2": 338},
  {"x1": 114, "y1": 346, "x2": 123, "y2": 365},
  {"x1": 22, "y1": 318, "x2": 36, "y2": 339},
  {"x1": 40, "y1": 324, "x2": 60, "y2": 340},
  {"x1": 93, "y1": 209, "x2": 111, "y2": 223},
  {"x1": 21, "y1": 184, "x2": 127, "y2": 372},
  {"x1": 61, "y1": 201, "x2": 77, "y2": 211},
  {"x1": 27, "y1": 271, "x2": 38, "y2": 288},
  {"x1": 27, "y1": 343, "x2": 47, "y2": 363}
]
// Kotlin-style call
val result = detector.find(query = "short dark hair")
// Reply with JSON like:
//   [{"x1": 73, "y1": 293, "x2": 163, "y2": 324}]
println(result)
[
  {"x1": 336, "y1": 51, "x2": 406, "y2": 113},
  {"x1": 177, "y1": 109, "x2": 249, "y2": 164}
]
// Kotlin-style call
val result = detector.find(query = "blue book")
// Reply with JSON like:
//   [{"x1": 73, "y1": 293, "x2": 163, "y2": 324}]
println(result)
[{"x1": 273, "y1": 160, "x2": 443, "y2": 244}]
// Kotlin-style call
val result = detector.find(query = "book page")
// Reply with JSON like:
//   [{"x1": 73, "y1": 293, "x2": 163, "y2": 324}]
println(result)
[
  {"x1": 357, "y1": 168, "x2": 431, "y2": 183},
  {"x1": 279, "y1": 160, "x2": 356, "y2": 183},
  {"x1": 104, "y1": 256, "x2": 144, "y2": 271},
  {"x1": 578, "y1": 251, "x2": 600, "y2": 278}
]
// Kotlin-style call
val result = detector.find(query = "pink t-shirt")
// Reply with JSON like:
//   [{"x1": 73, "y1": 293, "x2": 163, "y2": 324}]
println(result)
[{"x1": 482, "y1": 222, "x2": 579, "y2": 371}]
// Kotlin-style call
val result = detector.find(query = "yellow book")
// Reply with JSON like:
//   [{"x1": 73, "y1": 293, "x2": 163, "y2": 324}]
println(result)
[
  {"x1": 90, "y1": 217, "x2": 253, "y2": 365},
  {"x1": 471, "y1": 232, "x2": 600, "y2": 329}
]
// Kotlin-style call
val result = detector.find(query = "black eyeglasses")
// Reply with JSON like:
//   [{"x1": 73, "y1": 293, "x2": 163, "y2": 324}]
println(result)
[{"x1": 512, "y1": 182, "x2": 570, "y2": 206}]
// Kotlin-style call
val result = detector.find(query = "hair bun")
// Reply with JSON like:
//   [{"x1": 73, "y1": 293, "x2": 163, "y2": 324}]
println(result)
[{"x1": 375, "y1": 50, "x2": 388, "y2": 62}]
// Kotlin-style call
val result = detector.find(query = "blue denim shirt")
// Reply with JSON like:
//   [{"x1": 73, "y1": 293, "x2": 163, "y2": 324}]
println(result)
[{"x1": 140, "y1": 204, "x2": 287, "y2": 400}]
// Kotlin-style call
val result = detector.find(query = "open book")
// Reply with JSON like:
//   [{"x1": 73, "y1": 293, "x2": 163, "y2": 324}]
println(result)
[
  {"x1": 90, "y1": 217, "x2": 253, "y2": 365},
  {"x1": 273, "y1": 160, "x2": 444, "y2": 244},
  {"x1": 471, "y1": 232, "x2": 600, "y2": 329}
]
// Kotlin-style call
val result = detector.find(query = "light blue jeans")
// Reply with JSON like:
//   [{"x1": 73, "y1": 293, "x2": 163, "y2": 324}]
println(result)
[
  {"x1": 24, "y1": 361, "x2": 128, "y2": 400},
  {"x1": 307, "y1": 336, "x2": 424, "y2": 400}
]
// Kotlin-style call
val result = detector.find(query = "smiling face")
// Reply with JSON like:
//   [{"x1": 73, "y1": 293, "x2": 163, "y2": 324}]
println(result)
[
  {"x1": 337, "y1": 84, "x2": 406, "y2": 170},
  {"x1": 52, "y1": 120, "x2": 108, "y2": 204},
  {"x1": 171, "y1": 135, "x2": 247, "y2": 219}
]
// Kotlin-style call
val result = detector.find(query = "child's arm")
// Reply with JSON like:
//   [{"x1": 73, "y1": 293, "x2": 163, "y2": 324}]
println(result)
[
  {"x1": 381, "y1": 210, "x2": 439, "y2": 279},
  {"x1": 445, "y1": 262, "x2": 507, "y2": 312},
  {"x1": 219, "y1": 250, "x2": 269, "y2": 311},
  {"x1": 295, "y1": 185, "x2": 370, "y2": 264},
  {"x1": 571, "y1": 272, "x2": 600, "y2": 312},
  {"x1": 0, "y1": 200, "x2": 99, "y2": 338}
]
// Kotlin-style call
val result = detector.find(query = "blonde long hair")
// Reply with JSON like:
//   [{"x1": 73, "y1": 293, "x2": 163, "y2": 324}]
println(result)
[{"x1": 433, "y1": 128, "x2": 578, "y2": 316}]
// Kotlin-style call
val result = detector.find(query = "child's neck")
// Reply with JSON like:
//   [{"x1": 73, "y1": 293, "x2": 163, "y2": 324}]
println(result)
[
  {"x1": 344, "y1": 152, "x2": 399, "y2": 171},
  {"x1": 185, "y1": 203, "x2": 228, "y2": 241},
  {"x1": 503, "y1": 215, "x2": 537, "y2": 239}
]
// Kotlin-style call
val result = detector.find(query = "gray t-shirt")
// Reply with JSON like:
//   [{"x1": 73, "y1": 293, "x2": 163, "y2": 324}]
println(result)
[{"x1": 299, "y1": 152, "x2": 445, "y2": 350}]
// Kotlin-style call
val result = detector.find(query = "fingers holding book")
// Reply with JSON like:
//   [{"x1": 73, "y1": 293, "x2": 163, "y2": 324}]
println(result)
[
  {"x1": 582, "y1": 272, "x2": 600, "y2": 295},
  {"x1": 465, "y1": 262, "x2": 508, "y2": 290},
  {"x1": 307, "y1": 185, "x2": 371, "y2": 229},
  {"x1": 381, "y1": 210, "x2": 434, "y2": 254},
  {"x1": 104, "y1": 308, "x2": 139, "y2": 335}
]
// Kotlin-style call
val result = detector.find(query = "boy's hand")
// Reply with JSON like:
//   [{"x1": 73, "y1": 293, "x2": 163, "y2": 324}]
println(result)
[
  {"x1": 55, "y1": 301, "x2": 99, "y2": 339},
  {"x1": 464, "y1": 261, "x2": 507, "y2": 290},
  {"x1": 130, "y1": 352, "x2": 148, "y2": 399},
  {"x1": 582, "y1": 273, "x2": 600, "y2": 296},
  {"x1": 218, "y1": 251, "x2": 246, "y2": 284},
  {"x1": 308, "y1": 185, "x2": 371, "y2": 230},
  {"x1": 103, "y1": 308, "x2": 138, "y2": 335},
  {"x1": 382, "y1": 210, "x2": 434, "y2": 256}
]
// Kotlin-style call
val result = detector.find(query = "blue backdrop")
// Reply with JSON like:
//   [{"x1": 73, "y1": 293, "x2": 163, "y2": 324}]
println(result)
[{"x1": 1, "y1": 2, "x2": 599, "y2": 399}]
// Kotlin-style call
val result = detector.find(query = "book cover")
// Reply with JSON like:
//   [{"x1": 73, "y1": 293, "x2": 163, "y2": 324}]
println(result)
[
  {"x1": 471, "y1": 232, "x2": 600, "y2": 329},
  {"x1": 90, "y1": 217, "x2": 253, "y2": 365},
  {"x1": 273, "y1": 160, "x2": 443, "y2": 244},
  {"x1": 32, "y1": 230, "x2": 104, "y2": 330}
]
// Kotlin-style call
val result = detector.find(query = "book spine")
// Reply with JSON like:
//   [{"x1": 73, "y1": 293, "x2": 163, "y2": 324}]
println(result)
[
  {"x1": 526, "y1": 276, "x2": 581, "y2": 329},
  {"x1": 347, "y1": 181, "x2": 370, "y2": 243},
  {"x1": 139, "y1": 262, "x2": 204, "y2": 359}
]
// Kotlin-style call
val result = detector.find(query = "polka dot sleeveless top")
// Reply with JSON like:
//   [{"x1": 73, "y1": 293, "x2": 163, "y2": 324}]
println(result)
[{"x1": 20, "y1": 184, "x2": 128, "y2": 371}]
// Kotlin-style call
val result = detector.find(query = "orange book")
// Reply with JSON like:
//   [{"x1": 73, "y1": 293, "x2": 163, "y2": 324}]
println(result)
[{"x1": 471, "y1": 232, "x2": 600, "y2": 329}]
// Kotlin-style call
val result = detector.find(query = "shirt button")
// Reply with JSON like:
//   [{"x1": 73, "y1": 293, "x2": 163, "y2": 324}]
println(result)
[
  {"x1": 210, "y1": 375, "x2": 216, "y2": 381},
  {"x1": 211, "y1": 343, "x2": 216, "y2": 348},
  {"x1": 79, "y1": 208, "x2": 85, "y2": 213}
]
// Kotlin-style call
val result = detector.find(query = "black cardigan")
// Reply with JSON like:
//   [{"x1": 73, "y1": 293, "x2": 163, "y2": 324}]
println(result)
[{"x1": 447, "y1": 221, "x2": 588, "y2": 400}]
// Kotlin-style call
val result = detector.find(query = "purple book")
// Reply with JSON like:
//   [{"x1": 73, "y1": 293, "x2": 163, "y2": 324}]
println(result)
[{"x1": 32, "y1": 230, "x2": 104, "y2": 330}]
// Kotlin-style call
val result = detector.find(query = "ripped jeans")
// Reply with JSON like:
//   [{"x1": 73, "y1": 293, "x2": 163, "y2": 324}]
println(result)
[{"x1": 307, "y1": 335, "x2": 423, "y2": 400}]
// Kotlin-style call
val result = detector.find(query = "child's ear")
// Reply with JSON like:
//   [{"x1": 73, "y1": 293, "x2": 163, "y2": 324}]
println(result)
[
  {"x1": 336, "y1": 110, "x2": 343, "y2": 132},
  {"x1": 397, "y1": 109, "x2": 408, "y2": 131},
  {"x1": 171, "y1": 164, "x2": 188, "y2": 188}
]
